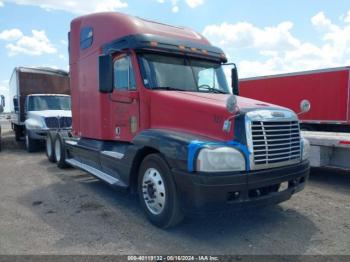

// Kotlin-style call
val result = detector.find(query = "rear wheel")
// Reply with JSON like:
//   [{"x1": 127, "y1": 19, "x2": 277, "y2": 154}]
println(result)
[
  {"x1": 46, "y1": 132, "x2": 56, "y2": 162},
  {"x1": 138, "y1": 154, "x2": 184, "y2": 228},
  {"x1": 54, "y1": 134, "x2": 69, "y2": 168},
  {"x1": 25, "y1": 131, "x2": 38, "y2": 153}
]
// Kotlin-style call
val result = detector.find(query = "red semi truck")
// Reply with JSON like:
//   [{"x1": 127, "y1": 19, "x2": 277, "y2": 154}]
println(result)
[
  {"x1": 45, "y1": 12, "x2": 310, "y2": 228},
  {"x1": 240, "y1": 67, "x2": 350, "y2": 132},
  {"x1": 240, "y1": 67, "x2": 350, "y2": 170}
]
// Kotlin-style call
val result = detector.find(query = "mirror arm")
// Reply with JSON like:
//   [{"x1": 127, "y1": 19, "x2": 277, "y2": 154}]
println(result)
[{"x1": 231, "y1": 64, "x2": 239, "y2": 96}]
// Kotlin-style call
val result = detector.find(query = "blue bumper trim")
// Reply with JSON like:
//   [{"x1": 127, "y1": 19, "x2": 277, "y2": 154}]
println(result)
[{"x1": 187, "y1": 140, "x2": 251, "y2": 172}]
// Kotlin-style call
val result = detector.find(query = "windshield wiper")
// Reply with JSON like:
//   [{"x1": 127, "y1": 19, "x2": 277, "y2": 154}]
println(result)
[
  {"x1": 199, "y1": 86, "x2": 228, "y2": 94},
  {"x1": 152, "y1": 86, "x2": 189, "y2": 92}
]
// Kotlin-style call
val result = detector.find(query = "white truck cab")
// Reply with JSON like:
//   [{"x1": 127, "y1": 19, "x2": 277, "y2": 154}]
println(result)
[{"x1": 24, "y1": 94, "x2": 71, "y2": 152}]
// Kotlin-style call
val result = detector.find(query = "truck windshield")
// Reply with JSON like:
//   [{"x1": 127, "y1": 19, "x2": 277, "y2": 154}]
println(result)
[
  {"x1": 27, "y1": 96, "x2": 71, "y2": 111},
  {"x1": 139, "y1": 53, "x2": 230, "y2": 94}
]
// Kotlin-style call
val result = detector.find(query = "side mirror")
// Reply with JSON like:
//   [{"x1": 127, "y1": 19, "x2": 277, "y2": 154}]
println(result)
[
  {"x1": 98, "y1": 54, "x2": 113, "y2": 93},
  {"x1": 226, "y1": 95, "x2": 237, "y2": 114},
  {"x1": 299, "y1": 99, "x2": 311, "y2": 114},
  {"x1": 0, "y1": 95, "x2": 4, "y2": 112},
  {"x1": 231, "y1": 65, "x2": 239, "y2": 96},
  {"x1": 13, "y1": 97, "x2": 19, "y2": 112},
  {"x1": 0, "y1": 95, "x2": 5, "y2": 107},
  {"x1": 223, "y1": 95, "x2": 238, "y2": 132}
]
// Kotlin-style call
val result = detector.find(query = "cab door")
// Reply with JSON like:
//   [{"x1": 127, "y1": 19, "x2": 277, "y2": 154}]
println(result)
[{"x1": 110, "y1": 54, "x2": 140, "y2": 142}]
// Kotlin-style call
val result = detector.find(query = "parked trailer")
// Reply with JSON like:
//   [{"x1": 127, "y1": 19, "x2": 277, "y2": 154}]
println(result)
[
  {"x1": 46, "y1": 12, "x2": 310, "y2": 228},
  {"x1": 239, "y1": 67, "x2": 350, "y2": 170},
  {"x1": 239, "y1": 66, "x2": 350, "y2": 132}
]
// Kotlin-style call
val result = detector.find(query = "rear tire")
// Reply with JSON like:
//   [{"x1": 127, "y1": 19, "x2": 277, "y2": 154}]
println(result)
[
  {"x1": 25, "y1": 131, "x2": 38, "y2": 153},
  {"x1": 138, "y1": 154, "x2": 184, "y2": 228},
  {"x1": 54, "y1": 133, "x2": 69, "y2": 168},
  {"x1": 46, "y1": 132, "x2": 56, "y2": 162}
]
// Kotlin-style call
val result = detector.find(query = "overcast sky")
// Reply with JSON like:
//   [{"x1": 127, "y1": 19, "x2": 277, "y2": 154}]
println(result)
[{"x1": 1, "y1": 0, "x2": 350, "y2": 111}]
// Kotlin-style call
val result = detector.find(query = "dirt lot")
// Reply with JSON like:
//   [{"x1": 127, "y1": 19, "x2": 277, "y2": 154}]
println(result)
[{"x1": 0, "y1": 120, "x2": 349, "y2": 255}]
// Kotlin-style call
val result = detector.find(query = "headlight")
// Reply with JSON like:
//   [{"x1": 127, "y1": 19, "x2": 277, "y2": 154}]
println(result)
[
  {"x1": 197, "y1": 147, "x2": 245, "y2": 172},
  {"x1": 302, "y1": 138, "x2": 310, "y2": 160},
  {"x1": 26, "y1": 120, "x2": 44, "y2": 130}
]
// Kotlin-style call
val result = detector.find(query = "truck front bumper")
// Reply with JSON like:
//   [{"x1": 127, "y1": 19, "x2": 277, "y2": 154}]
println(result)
[
  {"x1": 173, "y1": 161, "x2": 310, "y2": 215},
  {"x1": 27, "y1": 129, "x2": 49, "y2": 140},
  {"x1": 27, "y1": 128, "x2": 71, "y2": 140}
]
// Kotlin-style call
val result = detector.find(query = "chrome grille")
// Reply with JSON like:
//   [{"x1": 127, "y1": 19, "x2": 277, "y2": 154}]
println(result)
[
  {"x1": 251, "y1": 121, "x2": 301, "y2": 167},
  {"x1": 45, "y1": 117, "x2": 72, "y2": 129}
]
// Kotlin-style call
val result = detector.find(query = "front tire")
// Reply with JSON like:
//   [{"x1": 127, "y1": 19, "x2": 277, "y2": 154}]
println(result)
[
  {"x1": 25, "y1": 131, "x2": 38, "y2": 153},
  {"x1": 138, "y1": 154, "x2": 184, "y2": 228},
  {"x1": 46, "y1": 132, "x2": 56, "y2": 162},
  {"x1": 54, "y1": 134, "x2": 68, "y2": 168},
  {"x1": 14, "y1": 125, "x2": 22, "y2": 141}
]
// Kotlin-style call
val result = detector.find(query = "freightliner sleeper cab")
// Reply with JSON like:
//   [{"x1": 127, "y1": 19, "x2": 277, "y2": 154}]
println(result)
[{"x1": 46, "y1": 12, "x2": 310, "y2": 228}]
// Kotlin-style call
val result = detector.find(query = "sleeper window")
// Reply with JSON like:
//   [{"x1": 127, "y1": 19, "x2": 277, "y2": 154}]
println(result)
[{"x1": 80, "y1": 27, "x2": 93, "y2": 49}]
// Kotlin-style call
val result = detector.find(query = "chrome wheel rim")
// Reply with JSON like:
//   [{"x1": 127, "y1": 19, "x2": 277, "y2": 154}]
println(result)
[
  {"x1": 55, "y1": 139, "x2": 61, "y2": 162},
  {"x1": 142, "y1": 168, "x2": 166, "y2": 215},
  {"x1": 46, "y1": 137, "x2": 52, "y2": 157}
]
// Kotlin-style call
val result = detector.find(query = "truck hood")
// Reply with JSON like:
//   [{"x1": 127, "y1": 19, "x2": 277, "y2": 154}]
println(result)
[
  {"x1": 150, "y1": 91, "x2": 291, "y2": 141},
  {"x1": 27, "y1": 110, "x2": 72, "y2": 118},
  {"x1": 162, "y1": 91, "x2": 284, "y2": 109}
]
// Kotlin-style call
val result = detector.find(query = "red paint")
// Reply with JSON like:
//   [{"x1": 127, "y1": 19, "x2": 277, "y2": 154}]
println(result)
[
  {"x1": 240, "y1": 68, "x2": 350, "y2": 124},
  {"x1": 339, "y1": 141, "x2": 350, "y2": 145},
  {"x1": 70, "y1": 12, "x2": 279, "y2": 142}
]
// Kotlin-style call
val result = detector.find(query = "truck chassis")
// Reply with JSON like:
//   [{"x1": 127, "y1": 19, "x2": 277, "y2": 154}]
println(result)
[{"x1": 303, "y1": 131, "x2": 350, "y2": 170}]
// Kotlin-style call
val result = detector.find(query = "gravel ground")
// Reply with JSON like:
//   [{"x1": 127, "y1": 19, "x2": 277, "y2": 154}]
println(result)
[{"x1": 0, "y1": 120, "x2": 349, "y2": 255}]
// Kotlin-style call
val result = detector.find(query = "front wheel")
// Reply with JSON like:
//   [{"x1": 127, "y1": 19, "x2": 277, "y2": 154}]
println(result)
[
  {"x1": 138, "y1": 154, "x2": 184, "y2": 228},
  {"x1": 25, "y1": 131, "x2": 38, "y2": 153},
  {"x1": 14, "y1": 125, "x2": 22, "y2": 141}
]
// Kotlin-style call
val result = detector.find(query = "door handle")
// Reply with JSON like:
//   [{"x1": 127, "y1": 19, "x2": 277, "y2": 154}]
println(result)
[{"x1": 110, "y1": 91, "x2": 139, "y2": 104}]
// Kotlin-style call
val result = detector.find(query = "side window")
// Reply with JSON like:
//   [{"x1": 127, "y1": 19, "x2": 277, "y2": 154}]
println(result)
[
  {"x1": 80, "y1": 27, "x2": 93, "y2": 49},
  {"x1": 198, "y1": 68, "x2": 219, "y2": 89},
  {"x1": 114, "y1": 56, "x2": 136, "y2": 90}
]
